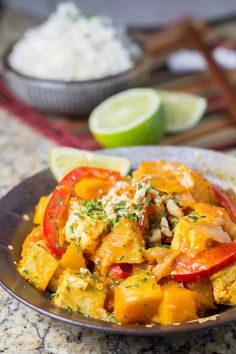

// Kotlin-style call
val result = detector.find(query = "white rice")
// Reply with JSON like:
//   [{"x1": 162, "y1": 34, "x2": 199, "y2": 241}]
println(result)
[{"x1": 9, "y1": 2, "x2": 134, "y2": 81}]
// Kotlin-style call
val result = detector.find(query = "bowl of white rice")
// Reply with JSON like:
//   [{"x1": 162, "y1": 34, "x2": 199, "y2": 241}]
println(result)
[{"x1": 2, "y1": 2, "x2": 150, "y2": 115}]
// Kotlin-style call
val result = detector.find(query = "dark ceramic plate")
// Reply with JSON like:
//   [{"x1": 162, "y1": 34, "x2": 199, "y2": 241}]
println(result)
[{"x1": 1, "y1": 146, "x2": 236, "y2": 336}]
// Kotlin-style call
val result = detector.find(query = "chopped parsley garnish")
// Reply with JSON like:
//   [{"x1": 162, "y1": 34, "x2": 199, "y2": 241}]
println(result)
[
  {"x1": 65, "y1": 306, "x2": 73, "y2": 313},
  {"x1": 80, "y1": 200, "x2": 104, "y2": 217},
  {"x1": 88, "y1": 272, "x2": 97, "y2": 280},
  {"x1": 74, "y1": 212, "x2": 84, "y2": 219},
  {"x1": 109, "y1": 313, "x2": 117, "y2": 323},
  {"x1": 56, "y1": 196, "x2": 64, "y2": 206},
  {"x1": 160, "y1": 211, "x2": 167, "y2": 218},
  {"x1": 69, "y1": 224, "x2": 75, "y2": 234},
  {"x1": 162, "y1": 244, "x2": 171, "y2": 249},
  {"x1": 55, "y1": 242, "x2": 62, "y2": 249},
  {"x1": 115, "y1": 201, "x2": 127, "y2": 212},
  {"x1": 109, "y1": 214, "x2": 120, "y2": 228},
  {"x1": 140, "y1": 277, "x2": 148, "y2": 283},
  {"x1": 188, "y1": 214, "x2": 198, "y2": 222},
  {"x1": 135, "y1": 203, "x2": 142, "y2": 211},
  {"x1": 125, "y1": 284, "x2": 139, "y2": 288},
  {"x1": 143, "y1": 198, "x2": 151, "y2": 206}
]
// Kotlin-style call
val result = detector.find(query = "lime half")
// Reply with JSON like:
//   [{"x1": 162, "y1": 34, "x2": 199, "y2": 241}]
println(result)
[
  {"x1": 49, "y1": 147, "x2": 131, "y2": 181},
  {"x1": 89, "y1": 88, "x2": 165, "y2": 148},
  {"x1": 156, "y1": 90, "x2": 207, "y2": 133}
]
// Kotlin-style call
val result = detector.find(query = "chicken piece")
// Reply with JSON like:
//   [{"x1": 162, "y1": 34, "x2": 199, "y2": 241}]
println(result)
[
  {"x1": 64, "y1": 199, "x2": 109, "y2": 254},
  {"x1": 18, "y1": 240, "x2": 58, "y2": 291},
  {"x1": 194, "y1": 203, "x2": 236, "y2": 240},
  {"x1": 97, "y1": 218, "x2": 144, "y2": 275},
  {"x1": 145, "y1": 246, "x2": 180, "y2": 281},
  {"x1": 54, "y1": 270, "x2": 106, "y2": 319},
  {"x1": 171, "y1": 215, "x2": 231, "y2": 255},
  {"x1": 211, "y1": 262, "x2": 236, "y2": 305}
]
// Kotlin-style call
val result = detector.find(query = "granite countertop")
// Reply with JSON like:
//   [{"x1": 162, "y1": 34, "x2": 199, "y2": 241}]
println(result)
[
  {"x1": 1, "y1": 8, "x2": 236, "y2": 354},
  {"x1": 1, "y1": 111, "x2": 236, "y2": 354}
]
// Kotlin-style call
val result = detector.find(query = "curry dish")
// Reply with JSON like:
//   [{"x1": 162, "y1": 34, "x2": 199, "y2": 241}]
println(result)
[{"x1": 18, "y1": 160, "x2": 236, "y2": 325}]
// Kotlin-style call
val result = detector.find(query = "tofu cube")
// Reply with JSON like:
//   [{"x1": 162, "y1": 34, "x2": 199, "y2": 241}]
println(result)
[
  {"x1": 64, "y1": 200, "x2": 109, "y2": 253},
  {"x1": 211, "y1": 262, "x2": 236, "y2": 305},
  {"x1": 54, "y1": 270, "x2": 106, "y2": 319},
  {"x1": 18, "y1": 240, "x2": 58, "y2": 291}
]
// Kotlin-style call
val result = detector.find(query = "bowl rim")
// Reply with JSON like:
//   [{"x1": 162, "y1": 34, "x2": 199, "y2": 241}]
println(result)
[
  {"x1": 0, "y1": 146, "x2": 236, "y2": 336},
  {"x1": 2, "y1": 36, "x2": 150, "y2": 86}
]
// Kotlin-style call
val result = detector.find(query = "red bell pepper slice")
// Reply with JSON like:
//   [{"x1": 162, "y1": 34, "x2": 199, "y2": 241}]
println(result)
[
  {"x1": 59, "y1": 166, "x2": 121, "y2": 191},
  {"x1": 43, "y1": 167, "x2": 121, "y2": 257},
  {"x1": 109, "y1": 264, "x2": 131, "y2": 280},
  {"x1": 213, "y1": 185, "x2": 236, "y2": 223},
  {"x1": 171, "y1": 243, "x2": 236, "y2": 282},
  {"x1": 43, "y1": 185, "x2": 71, "y2": 257}
]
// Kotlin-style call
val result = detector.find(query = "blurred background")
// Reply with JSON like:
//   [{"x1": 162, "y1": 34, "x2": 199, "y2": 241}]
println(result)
[
  {"x1": 4, "y1": 0, "x2": 236, "y2": 27},
  {"x1": 0, "y1": 0, "x2": 236, "y2": 152}
]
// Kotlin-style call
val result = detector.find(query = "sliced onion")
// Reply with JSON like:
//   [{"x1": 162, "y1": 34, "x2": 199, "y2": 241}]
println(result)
[{"x1": 196, "y1": 224, "x2": 231, "y2": 244}]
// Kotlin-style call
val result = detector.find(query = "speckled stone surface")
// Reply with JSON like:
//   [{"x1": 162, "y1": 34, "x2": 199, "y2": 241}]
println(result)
[{"x1": 1, "y1": 108, "x2": 236, "y2": 353}]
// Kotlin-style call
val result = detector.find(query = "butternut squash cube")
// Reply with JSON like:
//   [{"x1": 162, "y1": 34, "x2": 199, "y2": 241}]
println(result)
[
  {"x1": 61, "y1": 242, "x2": 86, "y2": 271},
  {"x1": 21, "y1": 225, "x2": 44, "y2": 259},
  {"x1": 152, "y1": 284, "x2": 198, "y2": 325},
  {"x1": 55, "y1": 270, "x2": 106, "y2": 319},
  {"x1": 18, "y1": 240, "x2": 58, "y2": 291},
  {"x1": 114, "y1": 271, "x2": 163, "y2": 324},
  {"x1": 33, "y1": 195, "x2": 50, "y2": 225}
]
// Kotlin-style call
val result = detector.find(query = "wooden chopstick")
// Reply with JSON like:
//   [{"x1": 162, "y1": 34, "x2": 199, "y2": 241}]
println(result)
[
  {"x1": 184, "y1": 24, "x2": 236, "y2": 123},
  {"x1": 135, "y1": 17, "x2": 210, "y2": 58},
  {"x1": 161, "y1": 116, "x2": 234, "y2": 145},
  {"x1": 165, "y1": 69, "x2": 236, "y2": 96}
]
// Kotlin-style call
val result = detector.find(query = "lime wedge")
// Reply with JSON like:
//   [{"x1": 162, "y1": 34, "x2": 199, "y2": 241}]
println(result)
[
  {"x1": 49, "y1": 147, "x2": 131, "y2": 181},
  {"x1": 89, "y1": 88, "x2": 165, "y2": 148},
  {"x1": 156, "y1": 90, "x2": 207, "y2": 133}
]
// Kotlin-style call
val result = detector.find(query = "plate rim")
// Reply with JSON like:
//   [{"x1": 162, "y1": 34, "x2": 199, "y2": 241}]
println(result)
[{"x1": 1, "y1": 145, "x2": 236, "y2": 335}]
